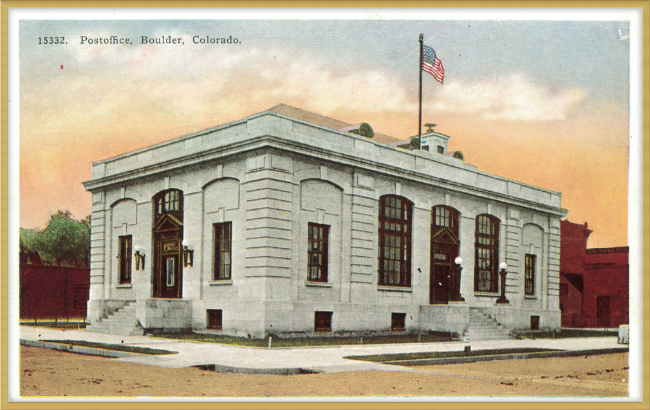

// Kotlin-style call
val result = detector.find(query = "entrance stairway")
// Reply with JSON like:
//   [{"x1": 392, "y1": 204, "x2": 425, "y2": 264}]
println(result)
[
  {"x1": 464, "y1": 308, "x2": 514, "y2": 341},
  {"x1": 85, "y1": 302, "x2": 144, "y2": 336}
]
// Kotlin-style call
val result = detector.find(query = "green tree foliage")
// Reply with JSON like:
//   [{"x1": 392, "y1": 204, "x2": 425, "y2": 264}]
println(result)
[
  {"x1": 453, "y1": 151, "x2": 465, "y2": 160},
  {"x1": 20, "y1": 210, "x2": 90, "y2": 267},
  {"x1": 358, "y1": 123, "x2": 374, "y2": 139},
  {"x1": 410, "y1": 137, "x2": 420, "y2": 150},
  {"x1": 349, "y1": 123, "x2": 375, "y2": 139}
]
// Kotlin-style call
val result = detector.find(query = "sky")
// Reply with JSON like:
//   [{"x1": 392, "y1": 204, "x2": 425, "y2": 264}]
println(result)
[{"x1": 17, "y1": 11, "x2": 634, "y2": 248}]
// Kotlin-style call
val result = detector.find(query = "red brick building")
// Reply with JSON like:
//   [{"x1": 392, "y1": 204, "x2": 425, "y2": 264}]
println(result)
[
  {"x1": 19, "y1": 245, "x2": 90, "y2": 321},
  {"x1": 559, "y1": 220, "x2": 629, "y2": 328}
]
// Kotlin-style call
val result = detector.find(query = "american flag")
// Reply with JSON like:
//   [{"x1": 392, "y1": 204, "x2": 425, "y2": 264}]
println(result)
[{"x1": 422, "y1": 45, "x2": 444, "y2": 84}]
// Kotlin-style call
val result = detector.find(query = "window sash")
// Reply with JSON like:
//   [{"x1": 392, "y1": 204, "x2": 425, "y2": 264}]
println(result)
[
  {"x1": 118, "y1": 235, "x2": 132, "y2": 284},
  {"x1": 524, "y1": 254, "x2": 536, "y2": 296},
  {"x1": 378, "y1": 196, "x2": 412, "y2": 287},
  {"x1": 154, "y1": 189, "x2": 183, "y2": 219},
  {"x1": 165, "y1": 257, "x2": 175, "y2": 287},
  {"x1": 307, "y1": 223, "x2": 329, "y2": 282},
  {"x1": 214, "y1": 222, "x2": 232, "y2": 280},
  {"x1": 474, "y1": 215, "x2": 499, "y2": 292},
  {"x1": 432, "y1": 206, "x2": 460, "y2": 238}
]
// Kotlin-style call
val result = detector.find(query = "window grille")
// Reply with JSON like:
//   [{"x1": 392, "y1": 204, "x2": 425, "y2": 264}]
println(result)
[
  {"x1": 378, "y1": 195, "x2": 412, "y2": 287},
  {"x1": 524, "y1": 254, "x2": 536, "y2": 295},
  {"x1": 118, "y1": 235, "x2": 132, "y2": 284},
  {"x1": 214, "y1": 222, "x2": 232, "y2": 280},
  {"x1": 474, "y1": 214, "x2": 500, "y2": 292},
  {"x1": 308, "y1": 223, "x2": 329, "y2": 282}
]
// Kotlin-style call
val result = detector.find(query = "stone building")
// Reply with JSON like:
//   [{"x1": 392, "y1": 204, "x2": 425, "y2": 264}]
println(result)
[{"x1": 83, "y1": 104, "x2": 567, "y2": 338}]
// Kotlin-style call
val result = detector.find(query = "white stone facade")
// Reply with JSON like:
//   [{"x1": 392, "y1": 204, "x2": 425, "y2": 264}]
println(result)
[{"x1": 83, "y1": 108, "x2": 567, "y2": 337}]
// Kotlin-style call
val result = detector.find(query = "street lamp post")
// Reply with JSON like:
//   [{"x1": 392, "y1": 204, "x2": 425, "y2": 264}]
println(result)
[
  {"x1": 451, "y1": 256, "x2": 465, "y2": 302},
  {"x1": 496, "y1": 262, "x2": 509, "y2": 304}
]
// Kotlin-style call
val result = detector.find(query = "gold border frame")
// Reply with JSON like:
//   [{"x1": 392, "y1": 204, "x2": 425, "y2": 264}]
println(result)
[{"x1": 1, "y1": 2, "x2": 648, "y2": 409}]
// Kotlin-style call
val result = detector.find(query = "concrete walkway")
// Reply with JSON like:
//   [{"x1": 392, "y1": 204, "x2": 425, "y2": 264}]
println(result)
[{"x1": 20, "y1": 326, "x2": 627, "y2": 374}]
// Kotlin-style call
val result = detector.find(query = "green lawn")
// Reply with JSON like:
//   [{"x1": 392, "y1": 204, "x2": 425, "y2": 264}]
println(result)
[
  {"x1": 344, "y1": 348, "x2": 562, "y2": 363},
  {"x1": 153, "y1": 332, "x2": 457, "y2": 348},
  {"x1": 40, "y1": 340, "x2": 176, "y2": 355},
  {"x1": 21, "y1": 321, "x2": 87, "y2": 329},
  {"x1": 517, "y1": 329, "x2": 618, "y2": 339}
]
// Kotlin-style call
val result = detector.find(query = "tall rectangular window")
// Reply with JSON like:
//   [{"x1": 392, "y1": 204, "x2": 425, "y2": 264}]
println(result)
[
  {"x1": 165, "y1": 257, "x2": 175, "y2": 287},
  {"x1": 214, "y1": 222, "x2": 232, "y2": 280},
  {"x1": 524, "y1": 254, "x2": 536, "y2": 296},
  {"x1": 118, "y1": 235, "x2": 132, "y2": 284},
  {"x1": 474, "y1": 215, "x2": 500, "y2": 292},
  {"x1": 308, "y1": 223, "x2": 329, "y2": 282},
  {"x1": 378, "y1": 195, "x2": 412, "y2": 287}
]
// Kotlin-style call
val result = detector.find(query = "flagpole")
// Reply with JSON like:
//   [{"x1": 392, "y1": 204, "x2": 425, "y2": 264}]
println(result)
[{"x1": 418, "y1": 34, "x2": 423, "y2": 151}]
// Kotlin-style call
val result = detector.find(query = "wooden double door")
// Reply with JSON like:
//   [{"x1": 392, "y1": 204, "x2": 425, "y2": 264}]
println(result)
[
  {"x1": 430, "y1": 230, "x2": 459, "y2": 305},
  {"x1": 152, "y1": 214, "x2": 183, "y2": 299}
]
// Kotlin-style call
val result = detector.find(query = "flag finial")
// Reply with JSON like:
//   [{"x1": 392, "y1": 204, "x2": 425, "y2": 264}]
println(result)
[{"x1": 419, "y1": 33, "x2": 423, "y2": 41}]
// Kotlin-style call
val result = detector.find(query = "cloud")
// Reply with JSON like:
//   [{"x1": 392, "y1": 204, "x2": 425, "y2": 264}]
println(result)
[{"x1": 431, "y1": 74, "x2": 586, "y2": 121}]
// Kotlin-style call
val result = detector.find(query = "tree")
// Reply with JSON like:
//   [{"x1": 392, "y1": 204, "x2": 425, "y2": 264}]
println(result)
[
  {"x1": 20, "y1": 210, "x2": 90, "y2": 267},
  {"x1": 349, "y1": 123, "x2": 375, "y2": 139},
  {"x1": 358, "y1": 123, "x2": 374, "y2": 139},
  {"x1": 453, "y1": 151, "x2": 465, "y2": 161}
]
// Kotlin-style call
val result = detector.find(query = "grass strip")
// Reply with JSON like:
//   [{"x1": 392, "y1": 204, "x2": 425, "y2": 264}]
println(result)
[
  {"x1": 344, "y1": 348, "x2": 561, "y2": 363},
  {"x1": 517, "y1": 329, "x2": 618, "y2": 339},
  {"x1": 21, "y1": 322, "x2": 87, "y2": 329},
  {"x1": 40, "y1": 340, "x2": 176, "y2": 355},
  {"x1": 154, "y1": 333, "x2": 456, "y2": 348}
]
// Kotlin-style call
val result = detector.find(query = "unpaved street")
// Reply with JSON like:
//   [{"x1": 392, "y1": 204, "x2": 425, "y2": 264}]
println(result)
[{"x1": 20, "y1": 346, "x2": 627, "y2": 398}]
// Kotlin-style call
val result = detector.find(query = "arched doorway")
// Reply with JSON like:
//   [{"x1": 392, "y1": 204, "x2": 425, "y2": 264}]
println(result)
[
  {"x1": 152, "y1": 189, "x2": 183, "y2": 299},
  {"x1": 430, "y1": 206, "x2": 460, "y2": 304}
]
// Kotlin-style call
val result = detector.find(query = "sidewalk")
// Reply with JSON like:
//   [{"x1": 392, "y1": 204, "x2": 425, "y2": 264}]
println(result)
[{"x1": 20, "y1": 326, "x2": 627, "y2": 374}]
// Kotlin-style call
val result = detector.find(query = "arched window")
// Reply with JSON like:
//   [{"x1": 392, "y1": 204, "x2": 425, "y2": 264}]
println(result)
[
  {"x1": 432, "y1": 206, "x2": 460, "y2": 238},
  {"x1": 474, "y1": 214, "x2": 500, "y2": 292},
  {"x1": 153, "y1": 189, "x2": 183, "y2": 223},
  {"x1": 378, "y1": 195, "x2": 412, "y2": 287}
]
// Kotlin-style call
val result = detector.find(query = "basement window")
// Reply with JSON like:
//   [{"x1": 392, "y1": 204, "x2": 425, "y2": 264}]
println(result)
[
  {"x1": 530, "y1": 315, "x2": 540, "y2": 331},
  {"x1": 391, "y1": 313, "x2": 406, "y2": 331},
  {"x1": 314, "y1": 311, "x2": 332, "y2": 332},
  {"x1": 207, "y1": 309, "x2": 223, "y2": 330}
]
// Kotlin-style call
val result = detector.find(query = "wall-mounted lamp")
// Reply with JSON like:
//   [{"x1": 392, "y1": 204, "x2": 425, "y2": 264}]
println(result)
[
  {"x1": 496, "y1": 262, "x2": 509, "y2": 305},
  {"x1": 182, "y1": 239, "x2": 194, "y2": 268},
  {"x1": 134, "y1": 246, "x2": 146, "y2": 271}
]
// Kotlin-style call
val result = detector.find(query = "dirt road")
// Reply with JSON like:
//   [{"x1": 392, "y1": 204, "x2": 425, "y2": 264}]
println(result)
[{"x1": 20, "y1": 346, "x2": 627, "y2": 398}]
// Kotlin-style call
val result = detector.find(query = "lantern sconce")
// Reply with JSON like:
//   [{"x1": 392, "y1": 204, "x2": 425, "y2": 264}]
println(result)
[
  {"x1": 182, "y1": 239, "x2": 194, "y2": 268},
  {"x1": 134, "y1": 246, "x2": 145, "y2": 271}
]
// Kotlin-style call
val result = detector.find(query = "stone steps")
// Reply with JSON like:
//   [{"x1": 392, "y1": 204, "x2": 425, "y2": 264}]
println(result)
[
  {"x1": 86, "y1": 302, "x2": 144, "y2": 336},
  {"x1": 464, "y1": 308, "x2": 514, "y2": 341}
]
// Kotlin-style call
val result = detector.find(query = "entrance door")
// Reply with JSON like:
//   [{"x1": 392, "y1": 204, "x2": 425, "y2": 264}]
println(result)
[
  {"x1": 431, "y1": 261, "x2": 451, "y2": 304},
  {"x1": 597, "y1": 296, "x2": 611, "y2": 328},
  {"x1": 430, "y1": 205, "x2": 460, "y2": 305},
  {"x1": 153, "y1": 228, "x2": 183, "y2": 298},
  {"x1": 152, "y1": 189, "x2": 184, "y2": 299}
]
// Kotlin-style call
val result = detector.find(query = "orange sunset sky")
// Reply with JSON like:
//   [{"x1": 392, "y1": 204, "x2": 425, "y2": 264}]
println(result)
[{"x1": 18, "y1": 14, "x2": 634, "y2": 248}]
